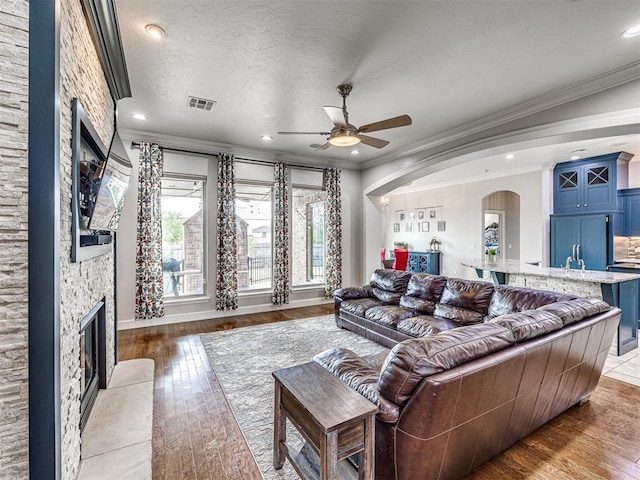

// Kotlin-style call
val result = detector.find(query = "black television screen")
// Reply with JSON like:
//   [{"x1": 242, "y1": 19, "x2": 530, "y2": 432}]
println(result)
[{"x1": 88, "y1": 131, "x2": 132, "y2": 231}]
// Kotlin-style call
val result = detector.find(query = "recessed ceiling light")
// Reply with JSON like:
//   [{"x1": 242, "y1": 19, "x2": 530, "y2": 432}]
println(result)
[
  {"x1": 570, "y1": 155, "x2": 581, "y2": 160},
  {"x1": 132, "y1": 113, "x2": 147, "y2": 120},
  {"x1": 621, "y1": 24, "x2": 640, "y2": 38},
  {"x1": 351, "y1": 149, "x2": 360, "y2": 155},
  {"x1": 505, "y1": 153, "x2": 515, "y2": 160},
  {"x1": 261, "y1": 135, "x2": 273, "y2": 141},
  {"x1": 144, "y1": 24, "x2": 165, "y2": 39}
]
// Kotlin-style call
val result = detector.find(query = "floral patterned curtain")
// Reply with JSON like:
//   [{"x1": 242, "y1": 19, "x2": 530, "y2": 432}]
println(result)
[
  {"x1": 324, "y1": 168, "x2": 342, "y2": 298},
  {"x1": 272, "y1": 163, "x2": 290, "y2": 305},
  {"x1": 135, "y1": 142, "x2": 165, "y2": 319},
  {"x1": 216, "y1": 153, "x2": 238, "y2": 310}
]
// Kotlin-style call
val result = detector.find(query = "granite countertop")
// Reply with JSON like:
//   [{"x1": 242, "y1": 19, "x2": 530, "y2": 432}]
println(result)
[
  {"x1": 461, "y1": 259, "x2": 640, "y2": 284},
  {"x1": 610, "y1": 262, "x2": 640, "y2": 269}
]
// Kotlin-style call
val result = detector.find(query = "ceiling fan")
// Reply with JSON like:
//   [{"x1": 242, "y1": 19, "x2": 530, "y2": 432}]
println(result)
[{"x1": 278, "y1": 84, "x2": 412, "y2": 150}]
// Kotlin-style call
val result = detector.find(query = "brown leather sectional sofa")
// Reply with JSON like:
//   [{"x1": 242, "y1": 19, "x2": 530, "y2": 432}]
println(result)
[{"x1": 315, "y1": 269, "x2": 621, "y2": 479}]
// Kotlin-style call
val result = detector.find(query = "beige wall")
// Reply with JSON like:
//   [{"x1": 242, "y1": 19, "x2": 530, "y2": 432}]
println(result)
[
  {"x1": 382, "y1": 170, "x2": 546, "y2": 280},
  {"x1": 0, "y1": 1, "x2": 29, "y2": 477}
]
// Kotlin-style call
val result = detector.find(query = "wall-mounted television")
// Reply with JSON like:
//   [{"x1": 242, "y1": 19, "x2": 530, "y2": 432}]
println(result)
[
  {"x1": 71, "y1": 98, "x2": 133, "y2": 262},
  {"x1": 88, "y1": 131, "x2": 132, "y2": 232}
]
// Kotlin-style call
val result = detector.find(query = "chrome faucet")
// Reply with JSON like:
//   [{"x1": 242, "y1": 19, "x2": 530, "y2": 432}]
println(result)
[
  {"x1": 577, "y1": 258, "x2": 585, "y2": 271},
  {"x1": 565, "y1": 256, "x2": 574, "y2": 270}
]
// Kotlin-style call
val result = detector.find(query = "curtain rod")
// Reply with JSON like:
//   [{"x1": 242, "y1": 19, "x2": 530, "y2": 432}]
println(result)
[{"x1": 130, "y1": 141, "x2": 327, "y2": 172}]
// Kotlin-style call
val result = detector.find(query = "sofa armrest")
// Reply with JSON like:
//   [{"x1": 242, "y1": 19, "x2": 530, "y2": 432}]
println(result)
[
  {"x1": 314, "y1": 348, "x2": 400, "y2": 423},
  {"x1": 334, "y1": 286, "x2": 374, "y2": 326}
]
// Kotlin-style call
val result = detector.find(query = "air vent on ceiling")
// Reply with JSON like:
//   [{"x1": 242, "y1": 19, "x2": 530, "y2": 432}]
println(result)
[{"x1": 187, "y1": 96, "x2": 216, "y2": 111}]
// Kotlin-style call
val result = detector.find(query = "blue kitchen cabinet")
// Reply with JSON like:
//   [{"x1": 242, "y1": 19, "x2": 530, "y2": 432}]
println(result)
[
  {"x1": 553, "y1": 152, "x2": 631, "y2": 214},
  {"x1": 407, "y1": 251, "x2": 441, "y2": 274},
  {"x1": 618, "y1": 188, "x2": 640, "y2": 235},
  {"x1": 550, "y1": 214, "x2": 608, "y2": 271}
]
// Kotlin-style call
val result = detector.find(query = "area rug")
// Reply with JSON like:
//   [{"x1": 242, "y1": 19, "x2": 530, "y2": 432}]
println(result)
[{"x1": 200, "y1": 315, "x2": 385, "y2": 479}]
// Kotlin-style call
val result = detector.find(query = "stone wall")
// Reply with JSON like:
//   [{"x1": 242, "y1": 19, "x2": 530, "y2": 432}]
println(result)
[
  {"x1": 58, "y1": 1, "x2": 116, "y2": 479},
  {"x1": 0, "y1": 1, "x2": 29, "y2": 477},
  {"x1": 628, "y1": 236, "x2": 640, "y2": 260}
]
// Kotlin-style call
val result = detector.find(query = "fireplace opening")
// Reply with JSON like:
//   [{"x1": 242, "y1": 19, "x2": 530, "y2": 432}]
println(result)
[{"x1": 80, "y1": 299, "x2": 107, "y2": 431}]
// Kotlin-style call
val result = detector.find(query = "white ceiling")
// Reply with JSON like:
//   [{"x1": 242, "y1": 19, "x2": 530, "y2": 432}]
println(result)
[{"x1": 114, "y1": 0, "x2": 640, "y2": 181}]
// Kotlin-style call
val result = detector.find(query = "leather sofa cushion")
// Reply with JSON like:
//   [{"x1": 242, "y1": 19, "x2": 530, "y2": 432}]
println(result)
[
  {"x1": 490, "y1": 310, "x2": 563, "y2": 342},
  {"x1": 378, "y1": 323, "x2": 515, "y2": 406},
  {"x1": 396, "y1": 315, "x2": 458, "y2": 337},
  {"x1": 433, "y1": 303, "x2": 485, "y2": 325},
  {"x1": 399, "y1": 295, "x2": 436, "y2": 314},
  {"x1": 487, "y1": 284, "x2": 575, "y2": 318},
  {"x1": 372, "y1": 287, "x2": 403, "y2": 304},
  {"x1": 365, "y1": 305, "x2": 418, "y2": 327},
  {"x1": 369, "y1": 269, "x2": 412, "y2": 303},
  {"x1": 405, "y1": 274, "x2": 448, "y2": 302},
  {"x1": 314, "y1": 348, "x2": 400, "y2": 423},
  {"x1": 334, "y1": 285, "x2": 373, "y2": 300},
  {"x1": 439, "y1": 278, "x2": 494, "y2": 314},
  {"x1": 537, "y1": 297, "x2": 611, "y2": 326},
  {"x1": 340, "y1": 298, "x2": 384, "y2": 317}
]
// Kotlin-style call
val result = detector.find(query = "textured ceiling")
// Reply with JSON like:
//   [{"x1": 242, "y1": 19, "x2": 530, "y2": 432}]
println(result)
[{"x1": 114, "y1": 0, "x2": 640, "y2": 171}]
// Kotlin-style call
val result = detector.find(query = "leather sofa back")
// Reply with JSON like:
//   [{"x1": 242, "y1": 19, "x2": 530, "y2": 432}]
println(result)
[
  {"x1": 378, "y1": 323, "x2": 515, "y2": 405},
  {"x1": 487, "y1": 284, "x2": 575, "y2": 318},
  {"x1": 369, "y1": 269, "x2": 412, "y2": 303},
  {"x1": 399, "y1": 273, "x2": 447, "y2": 314},
  {"x1": 433, "y1": 278, "x2": 495, "y2": 325}
]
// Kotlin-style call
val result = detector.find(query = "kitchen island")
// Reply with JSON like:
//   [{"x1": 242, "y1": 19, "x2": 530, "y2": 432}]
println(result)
[{"x1": 461, "y1": 259, "x2": 639, "y2": 355}]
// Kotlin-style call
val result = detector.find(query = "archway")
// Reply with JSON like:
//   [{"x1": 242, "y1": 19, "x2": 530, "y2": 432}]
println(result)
[{"x1": 481, "y1": 191, "x2": 520, "y2": 260}]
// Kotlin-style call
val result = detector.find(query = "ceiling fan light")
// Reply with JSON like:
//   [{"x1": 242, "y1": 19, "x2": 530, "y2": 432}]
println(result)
[{"x1": 329, "y1": 132, "x2": 361, "y2": 147}]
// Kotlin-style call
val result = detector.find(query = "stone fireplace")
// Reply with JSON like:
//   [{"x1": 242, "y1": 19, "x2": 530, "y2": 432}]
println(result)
[{"x1": 79, "y1": 299, "x2": 107, "y2": 431}]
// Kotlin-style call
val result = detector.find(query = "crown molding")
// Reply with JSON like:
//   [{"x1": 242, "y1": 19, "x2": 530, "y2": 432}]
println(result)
[
  {"x1": 80, "y1": 0, "x2": 131, "y2": 100},
  {"x1": 117, "y1": 128, "x2": 360, "y2": 170},
  {"x1": 362, "y1": 62, "x2": 640, "y2": 170}
]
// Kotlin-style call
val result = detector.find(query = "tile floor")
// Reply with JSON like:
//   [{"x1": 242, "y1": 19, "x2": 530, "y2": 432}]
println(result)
[
  {"x1": 78, "y1": 358, "x2": 154, "y2": 480},
  {"x1": 603, "y1": 333, "x2": 640, "y2": 386}
]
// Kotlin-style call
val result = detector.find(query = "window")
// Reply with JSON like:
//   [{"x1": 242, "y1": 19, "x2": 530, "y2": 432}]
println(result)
[
  {"x1": 292, "y1": 188, "x2": 326, "y2": 286},
  {"x1": 236, "y1": 183, "x2": 272, "y2": 291},
  {"x1": 161, "y1": 176, "x2": 205, "y2": 297}
]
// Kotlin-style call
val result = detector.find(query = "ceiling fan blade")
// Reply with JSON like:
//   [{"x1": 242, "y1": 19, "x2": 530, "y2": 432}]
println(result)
[
  {"x1": 317, "y1": 142, "x2": 332, "y2": 151},
  {"x1": 277, "y1": 131, "x2": 330, "y2": 135},
  {"x1": 359, "y1": 135, "x2": 390, "y2": 149},
  {"x1": 323, "y1": 106, "x2": 346, "y2": 127},
  {"x1": 358, "y1": 114, "x2": 412, "y2": 134}
]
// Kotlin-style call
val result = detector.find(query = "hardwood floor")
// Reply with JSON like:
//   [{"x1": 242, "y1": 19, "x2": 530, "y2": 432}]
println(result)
[{"x1": 118, "y1": 305, "x2": 640, "y2": 479}]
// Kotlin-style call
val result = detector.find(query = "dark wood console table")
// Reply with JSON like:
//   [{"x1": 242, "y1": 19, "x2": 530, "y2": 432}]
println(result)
[{"x1": 273, "y1": 361, "x2": 377, "y2": 480}]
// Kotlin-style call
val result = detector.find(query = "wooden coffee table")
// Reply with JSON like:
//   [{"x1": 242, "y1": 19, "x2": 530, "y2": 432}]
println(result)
[{"x1": 273, "y1": 361, "x2": 377, "y2": 480}]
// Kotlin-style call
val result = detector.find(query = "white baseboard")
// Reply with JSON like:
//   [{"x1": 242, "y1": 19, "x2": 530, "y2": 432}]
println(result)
[{"x1": 117, "y1": 297, "x2": 333, "y2": 330}]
